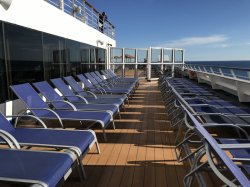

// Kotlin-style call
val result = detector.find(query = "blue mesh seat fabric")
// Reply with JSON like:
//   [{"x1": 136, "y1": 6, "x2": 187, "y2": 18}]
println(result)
[
  {"x1": 10, "y1": 83, "x2": 112, "y2": 128},
  {"x1": 0, "y1": 149, "x2": 73, "y2": 187},
  {"x1": 77, "y1": 74, "x2": 128, "y2": 100},
  {"x1": 51, "y1": 78, "x2": 123, "y2": 107},
  {"x1": 33, "y1": 81, "x2": 118, "y2": 115}
]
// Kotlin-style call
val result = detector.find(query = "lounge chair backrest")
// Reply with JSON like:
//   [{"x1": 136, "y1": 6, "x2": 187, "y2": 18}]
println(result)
[
  {"x1": 0, "y1": 112, "x2": 15, "y2": 133},
  {"x1": 33, "y1": 81, "x2": 67, "y2": 109},
  {"x1": 107, "y1": 69, "x2": 116, "y2": 77},
  {"x1": 101, "y1": 70, "x2": 112, "y2": 79},
  {"x1": 94, "y1": 71, "x2": 105, "y2": 80},
  {"x1": 64, "y1": 76, "x2": 87, "y2": 96},
  {"x1": 77, "y1": 74, "x2": 93, "y2": 88},
  {"x1": 50, "y1": 78, "x2": 79, "y2": 103},
  {"x1": 104, "y1": 70, "x2": 113, "y2": 78},
  {"x1": 84, "y1": 73, "x2": 99, "y2": 85},
  {"x1": 10, "y1": 83, "x2": 50, "y2": 117},
  {"x1": 185, "y1": 108, "x2": 250, "y2": 186},
  {"x1": 90, "y1": 72, "x2": 102, "y2": 83}
]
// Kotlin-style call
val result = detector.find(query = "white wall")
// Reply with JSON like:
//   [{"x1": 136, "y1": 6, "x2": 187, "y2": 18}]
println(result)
[{"x1": 0, "y1": 0, "x2": 116, "y2": 48}]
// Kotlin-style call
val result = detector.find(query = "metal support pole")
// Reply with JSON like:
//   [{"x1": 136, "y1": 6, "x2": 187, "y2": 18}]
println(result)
[
  {"x1": 122, "y1": 48, "x2": 125, "y2": 77},
  {"x1": 135, "y1": 48, "x2": 138, "y2": 78},
  {"x1": 59, "y1": 0, "x2": 64, "y2": 11},
  {"x1": 147, "y1": 47, "x2": 152, "y2": 81},
  {"x1": 161, "y1": 48, "x2": 164, "y2": 72},
  {"x1": 172, "y1": 49, "x2": 175, "y2": 77}
]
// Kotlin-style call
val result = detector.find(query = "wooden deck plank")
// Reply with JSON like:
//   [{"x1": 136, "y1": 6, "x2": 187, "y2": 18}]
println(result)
[{"x1": 62, "y1": 80, "x2": 190, "y2": 187}]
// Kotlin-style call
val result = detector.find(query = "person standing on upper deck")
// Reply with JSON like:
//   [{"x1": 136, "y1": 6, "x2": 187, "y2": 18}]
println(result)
[{"x1": 99, "y1": 12, "x2": 107, "y2": 33}]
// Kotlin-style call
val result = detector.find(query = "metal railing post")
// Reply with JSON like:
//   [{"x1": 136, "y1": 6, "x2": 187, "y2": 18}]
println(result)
[
  {"x1": 172, "y1": 49, "x2": 175, "y2": 77},
  {"x1": 135, "y1": 48, "x2": 138, "y2": 77},
  {"x1": 59, "y1": 0, "x2": 64, "y2": 11},
  {"x1": 147, "y1": 47, "x2": 152, "y2": 81},
  {"x1": 122, "y1": 48, "x2": 125, "y2": 77}
]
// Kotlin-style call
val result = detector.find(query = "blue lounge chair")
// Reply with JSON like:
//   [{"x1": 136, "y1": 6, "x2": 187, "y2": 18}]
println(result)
[
  {"x1": 10, "y1": 83, "x2": 113, "y2": 141},
  {"x1": 77, "y1": 74, "x2": 130, "y2": 97},
  {"x1": 183, "y1": 109, "x2": 250, "y2": 187},
  {"x1": 77, "y1": 74, "x2": 131, "y2": 96},
  {"x1": 0, "y1": 131, "x2": 77, "y2": 187},
  {"x1": 94, "y1": 71, "x2": 136, "y2": 89},
  {"x1": 33, "y1": 81, "x2": 119, "y2": 117},
  {"x1": 90, "y1": 71, "x2": 134, "y2": 91},
  {"x1": 64, "y1": 75, "x2": 127, "y2": 102},
  {"x1": 105, "y1": 69, "x2": 139, "y2": 85},
  {"x1": 51, "y1": 78, "x2": 124, "y2": 107},
  {"x1": 85, "y1": 73, "x2": 131, "y2": 95},
  {"x1": 0, "y1": 112, "x2": 99, "y2": 179}
]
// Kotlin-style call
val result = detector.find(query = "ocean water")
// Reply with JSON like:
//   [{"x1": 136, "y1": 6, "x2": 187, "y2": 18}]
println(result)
[{"x1": 185, "y1": 60, "x2": 250, "y2": 79}]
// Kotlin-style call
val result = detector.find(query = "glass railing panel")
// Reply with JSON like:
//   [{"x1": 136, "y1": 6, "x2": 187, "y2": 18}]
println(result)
[
  {"x1": 151, "y1": 48, "x2": 162, "y2": 63},
  {"x1": 204, "y1": 66, "x2": 212, "y2": 73},
  {"x1": 233, "y1": 69, "x2": 249, "y2": 80},
  {"x1": 110, "y1": 64, "x2": 123, "y2": 77},
  {"x1": 47, "y1": 0, "x2": 60, "y2": 8},
  {"x1": 163, "y1": 49, "x2": 173, "y2": 63},
  {"x1": 125, "y1": 64, "x2": 136, "y2": 78},
  {"x1": 221, "y1": 68, "x2": 233, "y2": 77},
  {"x1": 124, "y1": 49, "x2": 136, "y2": 63},
  {"x1": 110, "y1": 48, "x2": 123, "y2": 63},
  {"x1": 174, "y1": 50, "x2": 183, "y2": 64},
  {"x1": 211, "y1": 67, "x2": 221, "y2": 75}
]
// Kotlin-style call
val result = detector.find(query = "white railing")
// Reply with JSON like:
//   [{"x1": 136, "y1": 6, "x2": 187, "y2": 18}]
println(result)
[
  {"x1": 185, "y1": 64, "x2": 250, "y2": 81},
  {"x1": 185, "y1": 63, "x2": 250, "y2": 102},
  {"x1": 45, "y1": 0, "x2": 115, "y2": 39}
]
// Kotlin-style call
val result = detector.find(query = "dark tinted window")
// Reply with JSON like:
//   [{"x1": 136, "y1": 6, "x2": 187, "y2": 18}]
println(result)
[
  {"x1": 43, "y1": 33, "x2": 67, "y2": 79},
  {"x1": 0, "y1": 22, "x2": 8, "y2": 103},
  {"x1": 66, "y1": 39, "x2": 80, "y2": 76},
  {"x1": 5, "y1": 23, "x2": 43, "y2": 85}
]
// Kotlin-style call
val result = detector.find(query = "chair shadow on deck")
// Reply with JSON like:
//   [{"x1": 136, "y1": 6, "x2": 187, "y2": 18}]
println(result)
[{"x1": 62, "y1": 162, "x2": 188, "y2": 187}]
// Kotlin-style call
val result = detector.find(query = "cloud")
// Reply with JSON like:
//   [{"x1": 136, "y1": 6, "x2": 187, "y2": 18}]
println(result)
[{"x1": 157, "y1": 35, "x2": 228, "y2": 47}]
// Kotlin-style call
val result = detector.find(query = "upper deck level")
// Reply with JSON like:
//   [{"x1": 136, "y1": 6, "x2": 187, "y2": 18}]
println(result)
[
  {"x1": 45, "y1": 0, "x2": 115, "y2": 39},
  {"x1": 0, "y1": 0, "x2": 116, "y2": 48}
]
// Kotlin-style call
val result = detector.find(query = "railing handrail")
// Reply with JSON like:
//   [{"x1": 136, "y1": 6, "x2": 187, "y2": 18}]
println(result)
[
  {"x1": 45, "y1": 0, "x2": 115, "y2": 39},
  {"x1": 185, "y1": 63, "x2": 250, "y2": 71}
]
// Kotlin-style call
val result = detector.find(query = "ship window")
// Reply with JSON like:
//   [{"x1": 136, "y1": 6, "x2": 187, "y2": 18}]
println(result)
[
  {"x1": 4, "y1": 23, "x2": 43, "y2": 86},
  {"x1": 80, "y1": 43, "x2": 91, "y2": 73},
  {"x1": 43, "y1": 33, "x2": 67, "y2": 79},
  {"x1": 96, "y1": 48, "x2": 106, "y2": 71},
  {"x1": 65, "y1": 39, "x2": 81, "y2": 76},
  {"x1": 0, "y1": 22, "x2": 8, "y2": 103}
]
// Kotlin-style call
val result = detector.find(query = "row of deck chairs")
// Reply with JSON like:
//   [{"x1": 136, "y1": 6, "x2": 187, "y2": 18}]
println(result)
[
  {"x1": 0, "y1": 69, "x2": 139, "y2": 186},
  {"x1": 159, "y1": 76, "x2": 250, "y2": 187}
]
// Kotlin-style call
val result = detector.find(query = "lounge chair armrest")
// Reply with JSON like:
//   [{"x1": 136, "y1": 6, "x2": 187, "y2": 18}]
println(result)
[
  {"x1": 203, "y1": 123, "x2": 250, "y2": 139},
  {"x1": 64, "y1": 95, "x2": 88, "y2": 104},
  {"x1": 219, "y1": 143, "x2": 250, "y2": 149},
  {"x1": 94, "y1": 85, "x2": 107, "y2": 93},
  {"x1": 6, "y1": 115, "x2": 48, "y2": 129},
  {"x1": 0, "y1": 130, "x2": 20, "y2": 149},
  {"x1": 27, "y1": 108, "x2": 64, "y2": 128},
  {"x1": 194, "y1": 113, "x2": 235, "y2": 124},
  {"x1": 46, "y1": 100, "x2": 77, "y2": 111},
  {"x1": 85, "y1": 91, "x2": 97, "y2": 99}
]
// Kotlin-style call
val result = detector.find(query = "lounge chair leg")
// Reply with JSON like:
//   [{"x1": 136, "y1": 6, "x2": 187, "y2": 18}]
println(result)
[
  {"x1": 76, "y1": 156, "x2": 87, "y2": 181},
  {"x1": 95, "y1": 141, "x2": 101, "y2": 154},
  {"x1": 103, "y1": 128, "x2": 107, "y2": 142},
  {"x1": 112, "y1": 120, "x2": 116, "y2": 130}
]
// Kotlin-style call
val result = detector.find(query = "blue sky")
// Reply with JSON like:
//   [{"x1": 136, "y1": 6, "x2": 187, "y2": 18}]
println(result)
[{"x1": 89, "y1": 0, "x2": 250, "y2": 61}]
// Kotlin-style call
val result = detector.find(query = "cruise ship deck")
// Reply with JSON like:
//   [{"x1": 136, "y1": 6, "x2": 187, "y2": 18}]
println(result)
[{"x1": 61, "y1": 79, "x2": 187, "y2": 187}]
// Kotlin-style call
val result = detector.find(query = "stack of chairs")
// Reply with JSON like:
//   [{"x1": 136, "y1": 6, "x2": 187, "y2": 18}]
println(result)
[
  {"x1": 0, "y1": 69, "x2": 138, "y2": 186},
  {"x1": 159, "y1": 74, "x2": 250, "y2": 186}
]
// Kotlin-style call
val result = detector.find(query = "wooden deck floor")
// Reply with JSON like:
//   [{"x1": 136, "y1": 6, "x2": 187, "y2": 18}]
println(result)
[{"x1": 63, "y1": 80, "x2": 189, "y2": 187}]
